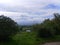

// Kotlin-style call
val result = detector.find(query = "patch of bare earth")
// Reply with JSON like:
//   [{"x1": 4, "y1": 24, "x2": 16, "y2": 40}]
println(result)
[{"x1": 42, "y1": 42, "x2": 60, "y2": 45}]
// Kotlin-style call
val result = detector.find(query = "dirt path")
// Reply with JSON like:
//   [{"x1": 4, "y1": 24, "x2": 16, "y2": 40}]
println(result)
[{"x1": 42, "y1": 42, "x2": 60, "y2": 45}]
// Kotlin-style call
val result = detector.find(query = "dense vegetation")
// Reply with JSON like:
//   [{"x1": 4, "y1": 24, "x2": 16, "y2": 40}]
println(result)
[
  {"x1": 33, "y1": 13, "x2": 60, "y2": 38},
  {"x1": 0, "y1": 15, "x2": 19, "y2": 41},
  {"x1": 0, "y1": 13, "x2": 60, "y2": 45},
  {"x1": 31, "y1": 13, "x2": 60, "y2": 44}
]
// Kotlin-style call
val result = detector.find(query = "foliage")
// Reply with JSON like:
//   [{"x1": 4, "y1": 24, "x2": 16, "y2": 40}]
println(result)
[
  {"x1": 0, "y1": 15, "x2": 19, "y2": 41},
  {"x1": 53, "y1": 13, "x2": 60, "y2": 35},
  {"x1": 32, "y1": 13, "x2": 60, "y2": 38}
]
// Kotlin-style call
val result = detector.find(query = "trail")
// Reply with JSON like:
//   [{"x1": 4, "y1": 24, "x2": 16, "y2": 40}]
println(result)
[{"x1": 42, "y1": 42, "x2": 60, "y2": 45}]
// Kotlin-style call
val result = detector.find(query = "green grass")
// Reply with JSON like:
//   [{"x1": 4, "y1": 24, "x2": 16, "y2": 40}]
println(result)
[
  {"x1": 0, "y1": 32, "x2": 37, "y2": 45},
  {"x1": 12, "y1": 32, "x2": 37, "y2": 45},
  {"x1": 0, "y1": 32, "x2": 60, "y2": 45}
]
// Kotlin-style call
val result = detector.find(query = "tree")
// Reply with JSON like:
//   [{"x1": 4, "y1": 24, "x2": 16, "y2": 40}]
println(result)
[
  {"x1": 52, "y1": 13, "x2": 60, "y2": 35},
  {"x1": 0, "y1": 15, "x2": 19, "y2": 41},
  {"x1": 37, "y1": 13, "x2": 60, "y2": 38}
]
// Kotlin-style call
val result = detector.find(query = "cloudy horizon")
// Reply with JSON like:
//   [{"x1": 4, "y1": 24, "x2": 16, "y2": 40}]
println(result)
[{"x1": 0, "y1": 0, "x2": 60, "y2": 25}]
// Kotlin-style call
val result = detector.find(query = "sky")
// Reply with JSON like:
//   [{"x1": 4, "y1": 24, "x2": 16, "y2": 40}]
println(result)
[{"x1": 0, "y1": 0, "x2": 60, "y2": 25}]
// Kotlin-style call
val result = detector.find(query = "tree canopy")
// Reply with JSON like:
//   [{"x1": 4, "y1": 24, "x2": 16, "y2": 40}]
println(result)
[{"x1": 0, "y1": 15, "x2": 19, "y2": 41}]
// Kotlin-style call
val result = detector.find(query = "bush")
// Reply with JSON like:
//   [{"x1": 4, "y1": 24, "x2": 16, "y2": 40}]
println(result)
[
  {"x1": 0, "y1": 15, "x2": 19, "y2": 41},
  {"x1": 38, "y1": 26, "x2": 55, "y2": 38},
  {"x1": 38, "y1": 28, "x2": 51, "y2": 38}
]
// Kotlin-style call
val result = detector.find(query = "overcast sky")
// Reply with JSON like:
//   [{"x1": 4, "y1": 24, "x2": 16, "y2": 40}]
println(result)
[{"x1": 0, "y1": 0, "x2": 60, "y2": 25}]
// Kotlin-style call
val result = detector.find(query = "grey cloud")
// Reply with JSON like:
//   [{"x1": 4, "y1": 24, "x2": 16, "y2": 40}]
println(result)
[{"x1": 0, "y1": 3, "x2": 46, "y2": 15}]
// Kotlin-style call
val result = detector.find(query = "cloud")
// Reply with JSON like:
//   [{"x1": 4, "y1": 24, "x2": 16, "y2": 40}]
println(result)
[
  {"x1": 43, "y1": 4, "x2": 60, "y2": 9},
  {"x1": 0, "y1": 0, "x2": 60, "y2": 25},
  {"x1": 0, "y1": 11, "x2": 46, "y2": 25}
]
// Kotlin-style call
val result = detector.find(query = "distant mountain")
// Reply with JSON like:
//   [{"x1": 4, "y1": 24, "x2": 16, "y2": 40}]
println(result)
[{"x1": 17, "y1": 21, "x2": 42, "y2": 26}]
